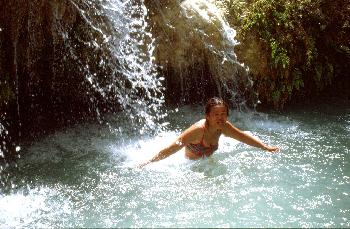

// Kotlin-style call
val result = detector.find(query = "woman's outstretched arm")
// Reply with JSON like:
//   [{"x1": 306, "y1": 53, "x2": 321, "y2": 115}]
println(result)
[
  {"x1": 138, "y1": 123, "x2": 202, "y2": 167},
  {"x1": 138, "y1": 139, "x2": 185, "y2": 168},
  {"x1": 222, "y1": 121, "x2": 279, "y2": 153}
]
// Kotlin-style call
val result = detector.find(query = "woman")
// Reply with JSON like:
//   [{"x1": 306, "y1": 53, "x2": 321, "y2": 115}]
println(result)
[{"x1": 139, "y1": 97, "x2": 279, "y2": 167}]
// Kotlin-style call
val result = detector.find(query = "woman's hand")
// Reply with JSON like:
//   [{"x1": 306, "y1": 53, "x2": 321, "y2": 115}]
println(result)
[
  {"x1": 137, "y1": 161, "x2": 150, "y2": 169},
  {"x1": 263, "y1": 145, "x2": 280, "y2": 153}
]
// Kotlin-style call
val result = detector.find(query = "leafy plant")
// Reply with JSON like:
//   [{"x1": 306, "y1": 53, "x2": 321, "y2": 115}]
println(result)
[{"x1": 218, "y1": 0, "x2": 350, "y2": 108}]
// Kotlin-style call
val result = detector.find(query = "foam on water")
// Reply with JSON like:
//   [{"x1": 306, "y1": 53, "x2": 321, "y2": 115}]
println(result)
[{"x1": 1, "y1": 103, "x2": 349, "y2": 227}]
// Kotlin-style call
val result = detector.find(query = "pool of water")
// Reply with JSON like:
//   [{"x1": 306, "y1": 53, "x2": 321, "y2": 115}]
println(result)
[{"x1": 1, "y1": 102, "x2": 349, "y2": 227}]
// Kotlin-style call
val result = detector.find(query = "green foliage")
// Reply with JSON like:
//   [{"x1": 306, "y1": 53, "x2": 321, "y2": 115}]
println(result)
[
  {"x1": 218, "y1": 0, "x2": 350, "y2": 108},
  {"x1": 215, "y1": 0, "x2": 247, "y2": 27},
  {"x1": 270, "y1": 39, "x2": 289, "y2": 69},
  {"x1": 271, "y1": 89, "x2": 280, "y2": 104},
  {"x1": 292, "y1": 68, "x2": 303, "y2": 91}
]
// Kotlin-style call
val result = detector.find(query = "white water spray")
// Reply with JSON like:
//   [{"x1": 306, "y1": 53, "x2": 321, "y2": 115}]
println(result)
[{"x1": 68, "y1": 0, "x2": 166, "y2": 134}]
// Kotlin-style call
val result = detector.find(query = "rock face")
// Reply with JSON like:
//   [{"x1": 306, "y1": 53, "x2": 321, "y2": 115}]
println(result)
[
  {"x1": 0, "y1": 0, "x2": 100, "y2": 159},
  {"x1": 145, "y1": 0, "x2": 253, "y2": 105}
]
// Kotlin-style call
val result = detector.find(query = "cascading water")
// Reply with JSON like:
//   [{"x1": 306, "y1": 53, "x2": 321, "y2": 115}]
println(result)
[
  {"x1": 183, "y1": 0, "x2": 250, "y2": 103},
  {"x1": 0, "y1": 119, "x2": 8, "y2": 160},
  {"x1": 180, "y1": 0, "x2": 240, "y2": 69},
  {"x1": 151, "y1": 0, "x2": 255, "y2": 108},
  {"x1": 111, "y1": 0, "x2": 166, "y2": 133},
  {"x1": 67, "y1": 0, "x2": 166, "y2": 134}
]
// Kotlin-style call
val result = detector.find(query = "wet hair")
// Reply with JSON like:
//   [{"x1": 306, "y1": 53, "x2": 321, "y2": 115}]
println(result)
[{"x1": 205, "y1": 97, "x2": 229, "y2": 116}]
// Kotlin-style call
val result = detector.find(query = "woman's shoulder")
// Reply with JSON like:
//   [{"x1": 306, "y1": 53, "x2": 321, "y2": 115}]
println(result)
[
  {"x1": 179, "y1": 119, "x2": 205, "y2": 143},
  {"x1": 195, "y1": 119, "x2": 206, "y2": 127},
  {"x1": 184, "y1": 119, "x2": 205, "y2": 135},
  {"x1": 221, "y1": 120, "x2": 239, "y2": 135}
]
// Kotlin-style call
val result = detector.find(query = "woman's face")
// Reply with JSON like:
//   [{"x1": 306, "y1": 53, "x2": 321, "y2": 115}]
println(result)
[{"x1": 206, "y1": 105, "x2": 228, "y2": 129}]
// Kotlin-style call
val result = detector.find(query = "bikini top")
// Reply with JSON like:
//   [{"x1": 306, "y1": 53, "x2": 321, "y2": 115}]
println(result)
[{"x1": 186, "y1": 132, "x2": 219, "y2": 157}]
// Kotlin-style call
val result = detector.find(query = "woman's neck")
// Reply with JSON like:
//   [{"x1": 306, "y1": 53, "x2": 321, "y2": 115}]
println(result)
[{"x1": 205, "y1": 120, "x2": 220, "y2": 135}]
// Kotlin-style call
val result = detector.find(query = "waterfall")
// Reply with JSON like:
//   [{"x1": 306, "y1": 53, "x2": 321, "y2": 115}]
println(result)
[
  {"x1": 150, "y1": 0, "x2": 255, "y2": 108},
  {"x1": 180, "y1": 0, "x2": 254, "y2": 107},
  {"x1": 0, "y1": 122, "x2": 6, "y2": 159},
  {"x1": 67, "y1": 0, "x2": 166, "y2": 134}
]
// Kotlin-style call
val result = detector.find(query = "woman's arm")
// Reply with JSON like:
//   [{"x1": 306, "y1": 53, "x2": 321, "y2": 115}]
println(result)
[
  {"x1": 138, "y1": 139, "x2": 185, "y2": 167},
  {"x1": 138, "y1": 122, "x2": 203, "y2": 167},
  {"x1": 222, "y1": 121, "x2": 279, "y2": 153}
]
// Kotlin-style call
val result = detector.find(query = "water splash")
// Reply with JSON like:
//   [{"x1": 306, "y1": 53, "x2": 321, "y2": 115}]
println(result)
[
  {"x1": 66, "y1": 0, "x2": 166, "y2": 134},
  {"x1": 0, "y1": 121, "x2": 6, "y2": 160},
  {"x1": 2, "y1": 103, "x2": 350, "y2": 227},
  {"x1": 111, "y1": 0, "x2": 166, "y2": 133}
]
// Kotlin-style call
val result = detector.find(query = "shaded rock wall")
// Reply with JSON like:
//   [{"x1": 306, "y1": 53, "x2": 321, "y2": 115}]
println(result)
[
  {"x1": 0, "y1": 0, "x2": 118, "y2": 159},
  {"x1": 145, "y1": 0, "x2": 255, "y2": 106}
]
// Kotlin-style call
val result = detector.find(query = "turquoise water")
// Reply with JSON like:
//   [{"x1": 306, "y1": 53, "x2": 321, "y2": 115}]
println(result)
[{"x1": 1, "y1": 101, "x2": 349, "y2": 227}]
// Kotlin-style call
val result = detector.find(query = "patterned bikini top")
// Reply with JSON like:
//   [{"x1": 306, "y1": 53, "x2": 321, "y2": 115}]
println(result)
[{"x1": 186, "y1": 133, "x2": 218, "y2": 157}]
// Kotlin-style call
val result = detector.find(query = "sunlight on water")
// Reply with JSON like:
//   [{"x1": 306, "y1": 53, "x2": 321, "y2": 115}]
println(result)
[{"x1": 1, "y1": 103, "x2": 349, "y2": 227}]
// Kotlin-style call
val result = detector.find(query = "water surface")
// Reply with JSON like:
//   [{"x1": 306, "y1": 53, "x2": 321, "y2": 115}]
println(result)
[{"x1": 1, "y1": 102, "x2": 349, "y2": 227}]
